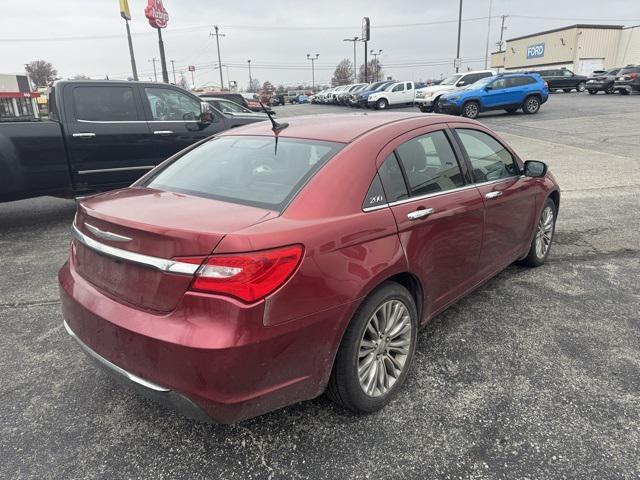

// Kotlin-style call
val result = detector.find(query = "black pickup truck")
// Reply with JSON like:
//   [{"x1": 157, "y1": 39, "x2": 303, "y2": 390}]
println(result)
[{"x1": 0, "y1": 80, "x2": 266, "y2": 203}]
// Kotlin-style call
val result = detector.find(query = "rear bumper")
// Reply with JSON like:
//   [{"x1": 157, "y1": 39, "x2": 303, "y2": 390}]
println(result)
[
  {"x1": 58, "y1": 260, "x2": 354, "y2": 423},
  {"x1": 614, "y1": 82, "x2": 638, "y2": 93}
]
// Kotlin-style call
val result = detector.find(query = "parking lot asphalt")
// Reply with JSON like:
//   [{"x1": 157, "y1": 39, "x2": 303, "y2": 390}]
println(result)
[{"x1": 1, "y1": 92, "x2": 639, "y2": 479}]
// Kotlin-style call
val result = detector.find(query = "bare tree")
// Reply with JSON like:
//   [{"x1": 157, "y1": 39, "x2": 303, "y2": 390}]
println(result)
[
  {"x1": 248, "y1": 78, "x2": 260, "y2": 92},
  {"x1": 25, "y1": 60, "x2": 58, "y2": 87},
  {"x1": 358, "y1": 59, "x2": 384, "y2": 83},
  {"x1": 332, "y1": 59, "x2": 354, "y2": 86},
  {"x1": 72, "y1": 74, "x2": 90, "y2": 80}
]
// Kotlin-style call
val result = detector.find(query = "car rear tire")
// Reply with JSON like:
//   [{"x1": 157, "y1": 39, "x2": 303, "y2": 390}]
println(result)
[
  {"x1": 419, "y1": 105, "x2": 432, "y2": 113},
  {"x1": 588, "y1": 90, "x2": 597, "y2": 95},
  {"x1": 376, "y1": 98, "x2": 389, "y2": 110},
  {"x1": 461, "y1": 101, "x2": 480, "y2": 119},
  {"x1": 605, "y1": 85, "x2": 615, "y2": 94},
  {"x1": 519, "y1": 197, "x2": 557, "y2": 267},
  {"x1": 327, "y1": 281, "x2": 418, "y2": 413},
  {"x1": 505, "y1": 108, "x2": 518, "y2": 114},
  {"x1": 577, "y1": 82, "x2": 586, "y2": 92},
  {"x1": 523, "y1": 95, "x2": 541, "y2": 114}
]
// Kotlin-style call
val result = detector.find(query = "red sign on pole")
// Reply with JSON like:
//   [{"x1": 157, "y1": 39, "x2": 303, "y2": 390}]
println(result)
[
  {"x1": 144, "y1": 0, "x2": 169, "y2": 29},
  {"x1": 188, "y1": 65, "x2": 195, "y2": 72}
]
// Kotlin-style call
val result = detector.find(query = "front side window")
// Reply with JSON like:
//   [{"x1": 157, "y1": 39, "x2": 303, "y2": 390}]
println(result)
[
  {"x1": 145, "y1": 136, "x2": 342, "y2": 211},
  {"x1": 562, "y1": 70, "x2": 574, "y2": 77},
  {"x1": 145, "y1": 87, "x2": 200, "y2": 121},
  {"x1": 491, "y1": 78, "x2": 508, "y2": 90},
  {"x1": 456, "y1": 129, "x2": 518, "y2": 183},
  {"x1": 73, "y1": 86, "x2": 138, "y2": 121},
  {"x1": 395, "y1": 131, "x2": 464, "y2": 197}
]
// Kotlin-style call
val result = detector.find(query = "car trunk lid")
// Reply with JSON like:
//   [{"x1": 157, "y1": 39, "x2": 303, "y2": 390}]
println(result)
[{"x1": 72, "y1": 187, "x2": 277, "y2": 312}]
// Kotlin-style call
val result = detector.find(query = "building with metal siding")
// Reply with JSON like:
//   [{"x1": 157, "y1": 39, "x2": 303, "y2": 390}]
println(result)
[{"x1": 491, "y1": 24, "x2": 639, "y2": 74}]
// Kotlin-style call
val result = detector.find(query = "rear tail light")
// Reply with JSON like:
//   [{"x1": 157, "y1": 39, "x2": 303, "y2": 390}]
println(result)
[
  {"x1": 178, "y1": 245, "x2": 304, "y2": 303},
  {"x1": 629, "y1": 73, "x2": 638, "y2": 80}
]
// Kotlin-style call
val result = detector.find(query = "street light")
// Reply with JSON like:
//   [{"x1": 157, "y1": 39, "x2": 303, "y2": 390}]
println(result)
[
  {"x1": 343, "y1": 37, "x2": 359, "y2": 81},
  {"x1": 247, "y1": 59, "x2": 253, "y2": 92},
  {"x1": 306, "y1": 54, "x2": 319, "y2": 91},
  {"x1": 370, "y1": 49, "x2": 382, "y2": 81}
]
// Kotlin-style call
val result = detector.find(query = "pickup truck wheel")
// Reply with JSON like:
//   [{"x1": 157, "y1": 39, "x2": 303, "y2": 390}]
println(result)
[
  {"x1": 577, "y1": 82, "x2": 586, "y2": 92},
  {"x1": 376, "y1": 98, "x2": 389, "y2": 110},
  {"x1": 523, "y1": 95, "x2": 541, "y2": 114},
  {"x1": 461, "y1": 101, "x2": 479, "y2": 119},
  {"x1": 605, "y1": 85, "x2": 615, "y2": 94}
]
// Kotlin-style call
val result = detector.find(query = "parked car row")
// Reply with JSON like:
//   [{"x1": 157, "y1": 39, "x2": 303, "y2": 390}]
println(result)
[
  {"x1": 312, "y1": 80, "x2": 419, "y2": 110},
  {"x1": 587, "y1": 65, "x2": 640, "y2": 95}
]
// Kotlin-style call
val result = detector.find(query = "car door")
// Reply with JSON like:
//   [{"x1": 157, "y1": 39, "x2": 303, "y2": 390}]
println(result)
[
  {"x1": 141, "y1": 85, "x2": 227, "y2": 165},
  {"x1": 63, "y1": 83, "x2": 156, "y2": 188},
  {"x1": 404, "y1": 82, "x2": 414, "y2": 103},
  {"x1": 376, "y1": 126, "x2": 484, "y2": 317},
  {"x1": 451, "y1": 125, "x2": 538, "y2": 278},
  {"x1": 390, "y1": 83, "x2": 404, "y2": 104},
  {"x1": 561, "y1": 69, "x2": 576, "y2": 88},
  {"x1": 481, "y1": 77, "x2": 511, "y2": 109}
]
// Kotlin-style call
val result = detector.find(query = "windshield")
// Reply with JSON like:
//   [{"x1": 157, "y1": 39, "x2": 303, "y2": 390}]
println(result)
[
  {"x1": 471, "y1": 76, "x2": 495, "y2": 88},
  {"x1": 374, "y1": 82, "x2": 392, "y2": 91},
  {"x1": 208, "y1": 99, "x2": 251, "y2": 114},
  {"x1": 145, "y1": 136, "x2": 343, "y2": 211},
  {"x1": 440, "y1": 74, "x2": 462, "y2": 86}
]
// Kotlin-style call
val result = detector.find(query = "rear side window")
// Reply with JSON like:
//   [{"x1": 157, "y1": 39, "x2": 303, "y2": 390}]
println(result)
[
  {"x1": 378, "y1": 154, "x2": 409, "y2": 203},
  {"x1": 73, "y1": 86, "x2": 138, "y2": 121},
  {"x1": 395, "y1": 131, "x2": 464, "y2": 196},
  {"x1": 145, "y1": 136, "x2": 343, "y2": 211},
  {"x1": 456, "y1": 129, "x2": 519, "y2": 182},
  {"x1": 507, "y1": 76, "x2": 536, "y2": 87},
  {"x1": 392, "y1": 84, "x2": 405, "y2": 92}
]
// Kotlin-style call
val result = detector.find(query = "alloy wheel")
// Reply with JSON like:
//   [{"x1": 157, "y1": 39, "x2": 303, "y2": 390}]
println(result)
[
  {"x1": 526, "y1": 97, "x2": 540, "y2": 113},
  {"x1": 577, "y1": 82, "x2": 586, "y2": 92},
  {"x1": 463, "y1": 103, "x2": 478, "y2": 118},
  {"x1": 535, "y1": 206, "x2": 554, "y2": 258},
  {"x1": 357, "y1": 300, "x2": 412, "y2": 397}
]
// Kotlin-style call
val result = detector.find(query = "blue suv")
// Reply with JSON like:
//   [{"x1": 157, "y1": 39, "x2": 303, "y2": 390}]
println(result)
[{"x1": 437, "y1": 73, "x2": 549, "y2": 119}]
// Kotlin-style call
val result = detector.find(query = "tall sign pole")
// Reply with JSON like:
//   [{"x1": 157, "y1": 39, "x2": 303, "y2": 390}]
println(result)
[
  {"x1": 484, "y1": 0, "x2": 493, "y2": 69},
  {"x1": 145, "y1": 0, "x2": 170, "y2": 83},
  {"x1": 455, "y1": 0, "x2": 463, "y2": 73},
  {"x1": 362, "y1": 17, "x2": 370, "y2": 83},
  {"x1": 306, "y1": 54, "x2": 319, "y2": 91},
  {"x1": 119, "y1": 0, "x2": 138, "y2": 80}
]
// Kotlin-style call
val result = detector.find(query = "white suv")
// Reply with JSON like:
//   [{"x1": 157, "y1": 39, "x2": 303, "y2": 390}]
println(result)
[
  {"x1": 415, "y1": 70, "x2": 494, "y2": 112},
  {"x1": 367, "y1": 81, "x2": 415, "y2": 109}
]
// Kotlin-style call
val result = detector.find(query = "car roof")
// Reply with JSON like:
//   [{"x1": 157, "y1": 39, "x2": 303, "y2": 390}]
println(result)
[{"x1": 218, "y1": 112, "x2": 464, "y2": 143}]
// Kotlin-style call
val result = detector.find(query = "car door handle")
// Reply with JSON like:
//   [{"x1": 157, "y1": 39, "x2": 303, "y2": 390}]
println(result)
[
  {"x1": 485, "y1": 191, "x2": 503, "y2": 199},
  {"x1": 153, "y1": 130, "x2": 174, "y2": 135},
  {"x1": 407, "y1": 208, "x2": 435, "y2": 221},
  {"x1": 72, "y1": 132, "x2": 96, "y2": 138}
]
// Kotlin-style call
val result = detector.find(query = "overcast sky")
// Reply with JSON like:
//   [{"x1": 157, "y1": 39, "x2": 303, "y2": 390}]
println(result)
[{"x1": 1, "y1": 0, "x2": 639, "y2": 89}]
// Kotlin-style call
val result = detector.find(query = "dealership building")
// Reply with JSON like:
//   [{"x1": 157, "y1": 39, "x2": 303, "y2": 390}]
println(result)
[{"x1": 491, "y1": 24, "x2": 640, "y2": 74}]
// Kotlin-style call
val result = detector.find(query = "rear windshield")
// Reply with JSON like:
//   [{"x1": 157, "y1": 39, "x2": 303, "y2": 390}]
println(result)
[{"x1": 144, "y1": 136, "x2": 343, "y2": 211}]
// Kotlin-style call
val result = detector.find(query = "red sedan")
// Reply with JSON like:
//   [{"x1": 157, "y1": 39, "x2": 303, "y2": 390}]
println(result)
[{"x1": 59, "y1": 113, "x2": 560, "y2": 423}]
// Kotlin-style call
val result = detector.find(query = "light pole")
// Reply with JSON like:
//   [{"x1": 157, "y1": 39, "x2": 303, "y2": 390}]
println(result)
[
  {"x1": 306, "y1": 54, "x2": 319, "y2": 91},
  {"x1": 370, "y1": 49, "x2": 382, "y2": 81},
  {"x1": 343, "y1": 37, "x2": 359, "y2": 81},
  {"x1": 211, "y1": 26, "x2": 225, "y2": 90},
  {"x1": 170, "y1": 59, "x2": 176, "y2": 84},
  {"x1": 484, "y1": 0, "x2": 493, "y2": 69},
  {"x1": 248, "y1": 60, "x2": 253, "y2": 91},
  {"x1": 149, "y1": 58, "x2": 158, "y2": 82},
  {"x1": 455, "y1": 0, "x2": 463, "y2": 73}
]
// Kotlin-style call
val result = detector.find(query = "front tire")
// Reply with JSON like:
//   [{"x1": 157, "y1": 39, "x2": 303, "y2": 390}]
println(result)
[
  {"x1": 461, "y1": 101, "x2": 480, "y2": 119},
  {"x1": 605, "y1": 85, "x2": 615, "y2": 94},
  {"x1": 376, "y1": 98, "x2": 388, "y2": 110},
  {"x1": 523, "y1": 95, "x2": 541, "y2": 114},
  {"x1": 577, "y1": 82, "x2": 586, "y2": 92},
  {"x1": 327, "y1": 282, "x2": 418, "y2": 413},
  {"x1": 519, "y1": 197, "x2": 557, "y2": 267}
]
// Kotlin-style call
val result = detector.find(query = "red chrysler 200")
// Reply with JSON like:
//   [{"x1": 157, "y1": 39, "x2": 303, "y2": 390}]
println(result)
[{"x1": 59, "y1": 113, "x2": 560, "y2": 423}]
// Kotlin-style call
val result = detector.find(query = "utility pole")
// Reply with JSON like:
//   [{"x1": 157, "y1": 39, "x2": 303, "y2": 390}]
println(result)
[
  {"x1": 306, "y1": 54, "x2": 319, "y2": 91},
  {"x1": 484, "y1": 0, "x2": 493, "y2": 69},
  {"x1": 455, "y1": 0, "x2": 463, "y2": 73},
  {"x1": 496, "y1": 15, "x2": 508, "y2": 73},
  {"x1": 343, "y1": 37, "x2": 359, "y2": 81},
  {"x1": 149, "y1": 58, "x2": 158, "y2": 82},
  {"x1": 211, "y1": 26, "x2": 225, "y2": 90},
  {"x1": 248, "y1": 59, "x2": 253, "y2": 92},
  {"x1": 170, "y1": 60, "x2": 176, "y2": 84},
  {"x1": 370, "y1": 49, "x2": 382, "y2": 81}
]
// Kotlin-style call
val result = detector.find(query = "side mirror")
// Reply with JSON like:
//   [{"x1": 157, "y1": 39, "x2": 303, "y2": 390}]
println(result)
[
  {"x1": 199, "y1": 101, "x2": 215, "y2": 125},
  {"x1": 457, "y1": 80, "x2": 466, "y2": 86},
  {"x1": 485, "y1": 85, "x2": 493, "y2": 91},
  {"x1": 524, "y1": 160, "x2": 547, "y2": 177}
]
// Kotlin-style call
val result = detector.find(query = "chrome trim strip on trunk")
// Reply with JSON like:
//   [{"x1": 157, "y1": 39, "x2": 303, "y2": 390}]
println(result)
[
  {"x1": 77, "y1": 165, "x2": 155, "y2": 175},
  {"x1": 84, "y1": 222, "x2": 132, "y2": 242},
  {"x1": 72, "y1": 224, "x2": 199, "y2": 275},
  {"x1": 63, "y1": 320, "x2": 170, "y2": 392}
]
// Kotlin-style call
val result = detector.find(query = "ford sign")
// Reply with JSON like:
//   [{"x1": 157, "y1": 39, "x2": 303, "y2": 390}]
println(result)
[{"x1": 527, "y1": 43, "x2": 545, "y2": 59}]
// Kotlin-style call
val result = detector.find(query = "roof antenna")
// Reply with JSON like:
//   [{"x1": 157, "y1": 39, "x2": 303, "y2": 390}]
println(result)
[
  {"x1": 259, "y1": 102, "x2": 289, "y2": 133},
  {"x1": 259, "y1": 101, "x2": 288, "y2": 154}
]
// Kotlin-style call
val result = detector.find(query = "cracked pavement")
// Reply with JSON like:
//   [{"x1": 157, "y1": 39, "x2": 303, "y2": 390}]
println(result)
[{"x1": 1, "y1": 93, "x2": 638, "y2": 479}]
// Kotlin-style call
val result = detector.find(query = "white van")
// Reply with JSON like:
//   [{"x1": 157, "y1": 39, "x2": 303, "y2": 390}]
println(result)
[{"x1": 367, "y1": 81, "x2": 415, "y2": 109}]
